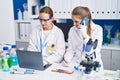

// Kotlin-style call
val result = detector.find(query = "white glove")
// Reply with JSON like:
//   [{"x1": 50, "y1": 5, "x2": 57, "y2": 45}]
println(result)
[{"x1": 61, "y1": 60, "x2": 70, "y2": 67}]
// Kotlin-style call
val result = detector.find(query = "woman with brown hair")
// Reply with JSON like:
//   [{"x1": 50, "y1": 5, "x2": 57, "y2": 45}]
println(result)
[{"x1": 27, "y1": 6, "x2": 65, "y2": 65}]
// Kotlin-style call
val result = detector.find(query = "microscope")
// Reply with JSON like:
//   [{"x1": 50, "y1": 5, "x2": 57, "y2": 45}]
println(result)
[{"x1": 80, "y1": 38, "x2": 101, "y2": 74}]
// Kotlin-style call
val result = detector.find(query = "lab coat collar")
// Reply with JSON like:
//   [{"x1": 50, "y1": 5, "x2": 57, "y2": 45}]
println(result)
[
  {"x1": 51, "y1": 24, "x2": 57, "y2": 33},
  {"x1": 73, "y1": 26, "x2": 80, "y2": 31},
  {"x1": 42, "y1": 24, "x2": 56, "y2": 43},
  {"x1": 91, "y1": 22, "x2": 97, "y2": 31},
  {"x1": 40, "y1": 23, "x2": 56, "y2": 33}
]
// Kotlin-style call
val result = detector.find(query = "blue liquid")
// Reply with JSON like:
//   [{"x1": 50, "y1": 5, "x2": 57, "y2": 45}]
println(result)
[
  {"x1": 2, "y1": 68, "x2": 9, "y2": 72},
  {"x1": 11, "y1": 55, "x2": 18, "y2": 66}
]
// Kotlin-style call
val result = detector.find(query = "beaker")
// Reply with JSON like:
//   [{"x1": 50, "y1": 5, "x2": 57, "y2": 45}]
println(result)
[{"x1": 103, "y1": 25, "x2": 113, "y2": 44}]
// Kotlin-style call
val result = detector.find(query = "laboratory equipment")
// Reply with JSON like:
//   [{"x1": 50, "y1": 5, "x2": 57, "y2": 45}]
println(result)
[
  {"x1": 80, "y1": 38, "x2": 101, "y2": 74},
  {"x1": 10, "y1": 45, "x2": 18, "y2": 66},
  {"x1": 1, "y1": 47, "x2": 12, "y2": 72},
  {"x1": 104, "y1": 25, "x2": 113, "y2": 44},
  {"x1": 23, "y1": 3, "x2": 28, "y2": 20},
  {"x1": 73, "y1": 66, "x2": 83, "y2": 80},
  {"x1": 35, "y1": 5, "x2": 39, "y2": 15},
  {"x1": 17, "y1": 9, "x2": 22, "y2": 20}
]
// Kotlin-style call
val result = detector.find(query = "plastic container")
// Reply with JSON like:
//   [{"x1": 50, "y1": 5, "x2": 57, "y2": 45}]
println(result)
[
  {"x1": 73, "y1": 66, "x2": 83, "y2": 80},
  {"x1": 35, "y1": 5, "x2": 39, "y2": 15},
  {"x1": 0, "y1": 44, "x2": 3, "y2": 69},
  {"x1": 22, "y1": 3, "x2": 28, "y2": 20},
  {"x1": 23, "y1": 10, "x2": 28, "y2": 20},
  {"x1": 10, "y1": 45, "x2": 18, "y2": 66},
  {"x1": 17, "y1": 9, "x2": 22, "y2": 20},
  {"x1": 1, "y1": 47, "x2": 12, "y2": 72}
]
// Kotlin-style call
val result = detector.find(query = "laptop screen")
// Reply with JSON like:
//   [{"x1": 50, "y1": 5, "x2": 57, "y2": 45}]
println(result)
[{"x1": 16, "y1": 50, "x2": 51, "y2": 71}]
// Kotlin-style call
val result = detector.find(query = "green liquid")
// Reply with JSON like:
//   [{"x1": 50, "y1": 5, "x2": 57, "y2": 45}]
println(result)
[
  {"x1": 1, "y1": 58, "x2": 12, "y2": 72},
  {"x1": 104, "y1": 37, "x2": 111, "y2": 44}
]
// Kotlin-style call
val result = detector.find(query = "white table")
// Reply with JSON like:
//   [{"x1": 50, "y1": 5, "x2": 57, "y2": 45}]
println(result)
[{"x1": 0, "y1": 64, "x2": 119, "y2": 80}]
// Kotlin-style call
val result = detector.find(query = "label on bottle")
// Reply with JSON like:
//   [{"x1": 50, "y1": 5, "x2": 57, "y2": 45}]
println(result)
[
  {"x1": 1, "y1": 58, "x2": 10, "y2": 72},
  {"x1": 11, "y1": 55, "x2": 18, "y2": 66}
]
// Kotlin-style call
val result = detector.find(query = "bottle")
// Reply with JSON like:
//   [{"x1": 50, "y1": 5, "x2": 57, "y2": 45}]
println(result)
[
  {"x1": 1, "y1": 47, "x2": 12, "y2": 72},
  {"x1": 0, "y1": 44, "x2": 3, "y2": 69},
  {"x1": 35, "y1": 5, "x2": 39, "y2": 15},
  {"x1": 77, "y1": 68, "x2": 83, "y2": 80},
  {"x1": 0, "y1": 53, "x2": 2, "y2": 69},
  {"x1": 17, "y1": 9, "x2": 22, "y2": 20},
  {"x1": 23, "y1": 9, "x2": 28, "y2": 20},
  {"x1": 113, "y1": 30, "x2": 120, "y2": 45},
  {"x1": 10, "y1": 45, "x2": 18, "y2": 66},
  {"x1": 115, "y1": 30, "x2": 120, "y2": 39},
  {"x1": 10, "y1": 45, "x2": 18, "y2": 73},
  {"x1": 22, "y1": 3, "x2": 28, "y2": 20},
  {"x1": 73, "y1": 66, "x2": 83, "y2": 80}
]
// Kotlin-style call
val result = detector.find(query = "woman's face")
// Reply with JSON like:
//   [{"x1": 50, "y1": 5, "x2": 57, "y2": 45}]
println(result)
[
  {"x1": 72, "y1": 15, "x2": 82, "y2": 28},
  {"x1": 39, "y1": 13, "x2": 53, "y2": 30}
]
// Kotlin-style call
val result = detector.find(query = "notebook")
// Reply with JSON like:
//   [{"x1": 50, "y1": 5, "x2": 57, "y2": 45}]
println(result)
[{"x1": 16, "y1": 50, "x2": 52, "y2": 71}]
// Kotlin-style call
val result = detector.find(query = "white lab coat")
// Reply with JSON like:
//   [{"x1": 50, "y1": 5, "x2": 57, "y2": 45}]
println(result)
[
  {"x1": 27, "y1": 24, "x2": 65, "y2": 63},
  {"x1": 64, "y1": 22, "x2": 103, "y2": 68}
]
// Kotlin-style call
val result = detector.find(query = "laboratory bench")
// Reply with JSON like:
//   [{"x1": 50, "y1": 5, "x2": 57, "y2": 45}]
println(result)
[
  {"x1": 1, "y1": 42, "x2": 120, "y2": 71},
  {"x1": 0, "y1": 64, "x2": 120, "y2": 80},
  {"x1": 64, "y1": 42, "x2": 120, "y2": 71},
  {"x1": 102, "y1": 44, "x2": 120, "y2": 50}
]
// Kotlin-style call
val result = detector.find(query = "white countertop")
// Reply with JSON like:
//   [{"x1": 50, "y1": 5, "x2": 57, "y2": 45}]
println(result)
[
  {"x1": 102, "y1": 44, "x2": 120, "y2": 50},
  {"x1": 0, "y1": 64, "x2": 119, "y2": 80}
]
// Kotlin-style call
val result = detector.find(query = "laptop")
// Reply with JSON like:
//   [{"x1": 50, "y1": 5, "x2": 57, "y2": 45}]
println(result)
[{"x1": 16, "y1": 50, "x2": 52, "y2": 71}]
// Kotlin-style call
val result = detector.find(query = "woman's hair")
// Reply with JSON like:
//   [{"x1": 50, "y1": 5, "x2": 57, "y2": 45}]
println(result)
[
  {"x1": 72, "y1": 6, "x2": 92, "y2": 36},
  {"x1": 39, "y1": 6, "x2": 53, "y2": 18}
]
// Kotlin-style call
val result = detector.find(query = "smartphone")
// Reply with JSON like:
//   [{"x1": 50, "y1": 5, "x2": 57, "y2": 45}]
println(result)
[{"x1": 80, "y1": 17, "x2": 90, "y2": 26}]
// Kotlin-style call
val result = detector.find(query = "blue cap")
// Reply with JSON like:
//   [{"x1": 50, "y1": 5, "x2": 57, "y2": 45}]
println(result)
[
  {"x1": 79, "y1": 68, "x2": 83, "y2": 72},
  {"x1": 74, "y1": 66, "x2": 79, "y2": 71},
  {"x1": 3, "y1": 47, "x2": 8, "y2": 50},
  {"x1": 11, "y1": 45, "x2": 16, "y2": 48}
]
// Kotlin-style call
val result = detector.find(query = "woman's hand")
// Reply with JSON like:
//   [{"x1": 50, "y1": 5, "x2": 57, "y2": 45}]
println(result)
[{"x1": 61, "y1": 60, "x2": 70, "y2": 67}]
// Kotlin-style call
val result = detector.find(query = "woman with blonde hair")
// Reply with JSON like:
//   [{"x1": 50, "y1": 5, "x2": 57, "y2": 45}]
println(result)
[{"x1": 64, "y1": 6, "x2": 103, "y2": 70}]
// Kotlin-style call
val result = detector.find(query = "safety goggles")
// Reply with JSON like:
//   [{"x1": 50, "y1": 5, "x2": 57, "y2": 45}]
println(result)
[{"x1": 38, "y1": 17, "x2": 52, "y2": 22}]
